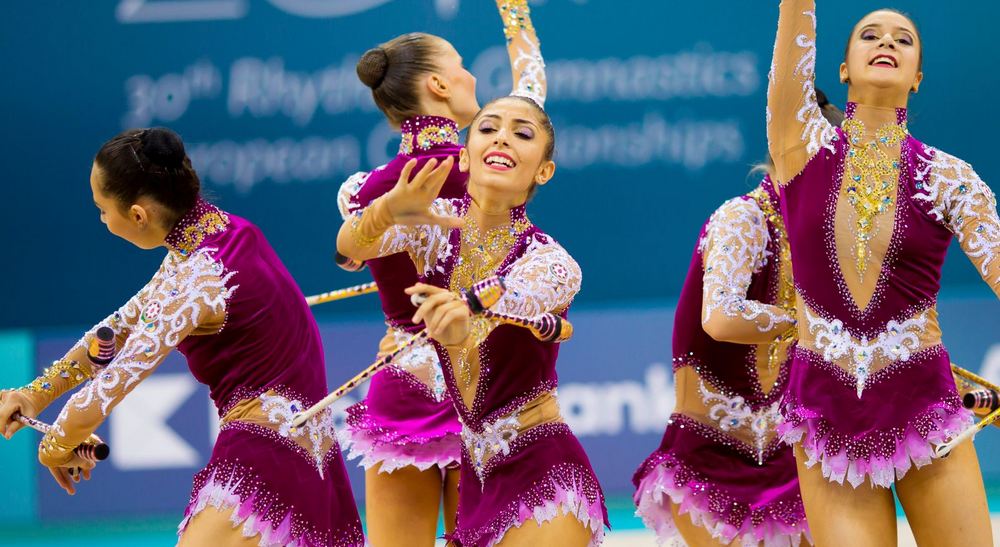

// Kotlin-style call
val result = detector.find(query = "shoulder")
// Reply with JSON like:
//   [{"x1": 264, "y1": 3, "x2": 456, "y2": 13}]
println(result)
[
  {"x1": 521, "y1": 231, "x2": 581, "y2": 280},
  {"x1": 914, "y1": 142, "x2": 988, "y2": 196},
  {"x1": 709, "y1": 196, "x2": 766, "y2": 228},
  {"x1": 700, "y1": 195, "x2": 770, "y2": 258}
]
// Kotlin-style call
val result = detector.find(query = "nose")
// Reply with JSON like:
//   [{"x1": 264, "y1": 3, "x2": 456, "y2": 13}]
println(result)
[
  {"x1": 493, "y1": 127, "x2": 510, "y2": 147},
  {"x1": 877, "y1": 32, "x2": 897, "y2": 49}
]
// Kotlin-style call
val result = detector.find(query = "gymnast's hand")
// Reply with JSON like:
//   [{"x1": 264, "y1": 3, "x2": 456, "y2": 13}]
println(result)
[
  {"x1": 0, "y1": 390, "x2": 39, "y2": 440},
  {"x1": 406, "y1": 283, "x2": 471, "y2": 347},
  {"x1": 382, "y1": 157, "x2": 462, "y2": 228},
  {"x1": 44, "y1": 451, "x2": 96, "y2": 496}
]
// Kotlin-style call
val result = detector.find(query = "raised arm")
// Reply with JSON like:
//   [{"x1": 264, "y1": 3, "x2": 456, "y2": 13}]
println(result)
[
  {"x1": 701, "y1": 198, "x2": 796, "y2": 344},
  {"x1": 493, "y1": 236, "x2": 581, "y2": 318},
  {"x1": 916, "y1": 151, "x2": 1000, "y2": 299},
  {"x1": 38, "y1": 250, "x2": 232, "y2": 467},
  {"x1": 498, "y1": 0, "x2": 546, "y2": 106},
  {"x1": 767, "y1": 0, "x2": 837, "y2": 185}
]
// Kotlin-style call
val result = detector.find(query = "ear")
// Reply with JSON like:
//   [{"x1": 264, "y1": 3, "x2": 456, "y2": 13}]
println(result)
[
  {"x1": 129, "y1": 204, "x2": 150, "y2": 230},
  {"x1": 911, "y1": 70, "x2": 923, "y2": 93},
  {"x1": 839, "y1": 62, "x2": 849, "y2": 84},
  {"x1": 534, "y1": 160, "x2": 556, "y2": 186},
  {"x1": 425, "y1": 73, "x2": 451, "y2": 101},
  {"x1": 458, "y1": 147, "x2": 470, "y2": 173}
]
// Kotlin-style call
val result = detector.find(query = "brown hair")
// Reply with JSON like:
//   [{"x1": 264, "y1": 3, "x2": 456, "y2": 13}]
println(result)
[
  {"x1": 357, "y1": 33, "x2": 442, "y2": 126},
  {"x1": 844, "y1": 9, "x2": 923, "y2": 71},
  {"x1": 95, "y1": 127, "x2": 201, "y2": 228}
]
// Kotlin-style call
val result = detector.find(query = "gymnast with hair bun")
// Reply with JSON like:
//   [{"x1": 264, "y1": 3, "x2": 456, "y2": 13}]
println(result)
[
  {"x1": 332, "y1": 2, "x2": 547, "y2": 545},
  {"x1": 0, "y1": 128, "x2": 364, "y2": 546}
]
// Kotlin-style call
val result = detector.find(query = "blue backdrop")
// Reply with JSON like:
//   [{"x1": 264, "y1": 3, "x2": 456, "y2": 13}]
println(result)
[{"x1": 1, "y1": 0, "x2": 998, "y2": 330}]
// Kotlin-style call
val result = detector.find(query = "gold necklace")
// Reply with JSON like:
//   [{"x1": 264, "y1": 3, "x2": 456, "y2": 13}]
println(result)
[
  {"x1": 450, "y1": 207, "x2": 532, "y2": 386},
  {"x1": 450, "y1": 211, "x2": 531, "y2": 294},
  {"x1": 841, "y1": 117, "x2": 907, "y2": 279}
]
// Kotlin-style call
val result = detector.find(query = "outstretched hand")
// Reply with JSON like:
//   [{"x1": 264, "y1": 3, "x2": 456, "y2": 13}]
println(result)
[{"x1": 383, "y1": 158, "x2": 463, "y2": 228}]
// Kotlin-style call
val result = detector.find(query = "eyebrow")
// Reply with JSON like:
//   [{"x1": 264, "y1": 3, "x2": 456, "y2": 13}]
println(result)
[
  {"x1": 859, "y1": 23, "x2": 915, "y2": 36},
  {"x1": 480, "y1": 114, "x2": 539, "y2": 128}
]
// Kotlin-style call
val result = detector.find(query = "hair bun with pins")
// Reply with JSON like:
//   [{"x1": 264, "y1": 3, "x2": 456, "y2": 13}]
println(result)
[
  {"x1": 357, "y1": 47, "x2": 390, "y2": 89},
  {"x1": 141, "y1": 127, "x2": 187, "y2": 168}
]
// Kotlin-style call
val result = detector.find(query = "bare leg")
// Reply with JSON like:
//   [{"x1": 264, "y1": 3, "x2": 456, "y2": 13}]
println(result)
[
  {"x1": 365, "y1": 463, "x2": 444, "y2": 547},
  {"x1": 442, "y1": 467, "x2": 460, "y2": 535},
  {"x1": 793, "y1": 444, "x2": 897, "y2": 546},
  {"x1": 895, "y1": 439, "x2": 993, "y2": 546},
  {"x1": 669, "y1": 501, "x2": 729, "y2": 546},
  {"x1": 178, "y1": 506, "x2": 260, "y2": 546},
  {"x1": 495, "y1": 514, "x2": 593, "y2": 546}
]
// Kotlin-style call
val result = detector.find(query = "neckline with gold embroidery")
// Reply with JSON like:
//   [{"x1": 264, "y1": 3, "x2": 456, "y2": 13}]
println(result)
[
  {"x1": 449, "y1": 199, "x2": 531, "y2": 387},
  {"x1": 398, "y1": 115, "x2": 460, "y2": 156},
  {"x1": 841, "y1": 103, "x2": 908, "y2": 279},
  {"x1": 165, "y1": 199, "x2": 231, "y2": 256}
]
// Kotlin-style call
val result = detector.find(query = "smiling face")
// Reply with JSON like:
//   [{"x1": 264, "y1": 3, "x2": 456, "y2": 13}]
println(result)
[
  {"x1": 841, "y1": 10, "x2": 923, "y2": 98},
  {"x1": 460, "y1": 97, "x2": 555, "y2": 203}
]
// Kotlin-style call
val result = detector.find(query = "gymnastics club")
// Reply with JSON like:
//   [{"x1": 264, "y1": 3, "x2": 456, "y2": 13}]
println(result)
[
  {"x1": 934, "y1": 364, "x2": 1000, "y2": 458},
  {"x1": 334, "y1": 251, "x2": 366, "y2": 272},
  {"x1": 476, "y1": 305, "x2": 574, "y2": 343},
  {"x1": 16, "y1": 414, "x2": 110, "y2": 461},
  {"x1": 409, "y1": 278, "x2": 574, "y2": 343},
  {"x1": 305, "y1": 281, "x2": 378, "y2": 307},
  {"x1": 290, "y1": 277, "x2": 507, "y2": 429},
  {"x1": 414, "y1": 283, "x2": 574, "y2": 344}
]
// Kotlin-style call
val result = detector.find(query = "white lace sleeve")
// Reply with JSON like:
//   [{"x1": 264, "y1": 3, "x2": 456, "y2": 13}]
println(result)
[
  {"x1": 39, "y1": 249, "x2": 235, "y2": 466},
  {"x1": 767, "y1": 0, "x2": 837, "y2": 184},
  {"x1": 493, "y1": 235, "x2": 581, "y2": 318},
  {"x1": 498, "y1": 0, "x2": 546, "y2": 106},
  {"x1": 914, "y1": 149, "x2": 1000, "y2": 297},
  {"x1": 337, "y1": 171, "x2": 371, "y2": 220},
  {"x1": 368, "y1": 198, "x2": 458, "y2": 276},
  {"x1": 701, "y1": 198, "x2": 795, "y2": 342}
]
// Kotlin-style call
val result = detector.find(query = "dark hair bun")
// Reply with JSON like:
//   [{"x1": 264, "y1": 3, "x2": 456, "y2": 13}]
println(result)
[
  {"x1": 815, "y1": 88, "x2": 831, "y2": 108},
  {"x1": 357, "y1": 47, "x2": 389, "y2": 89},
  {"x1": 141, "y1": 127, "x2": 186, "y2": 168}
]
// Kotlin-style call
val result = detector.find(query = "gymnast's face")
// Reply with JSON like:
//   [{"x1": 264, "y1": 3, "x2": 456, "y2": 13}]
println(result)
[
  {"x1": 841, "y1": 10, "x2": 923, "y2": 98},
  {"x1": 431, "y1": 38, "x2": 479, "y2": 129},
  {"x1": 90, "y1": 162, "x2": 165, "y2": 250},
  {"x1": 461, "y1": 97, "x2": 555, "y2": 202}
]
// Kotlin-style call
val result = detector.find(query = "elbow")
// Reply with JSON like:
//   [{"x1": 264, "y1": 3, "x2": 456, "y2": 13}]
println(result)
[
  {"x1": 335, "y1": 226, "x2": 361, "y2": 261},
  {"x1": 702, "y1": 316, "x2": 738, "y2": 343}
]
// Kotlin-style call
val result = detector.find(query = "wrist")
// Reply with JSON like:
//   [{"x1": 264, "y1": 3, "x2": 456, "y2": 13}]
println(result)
[
  {"x1": 38, "y1": 433, "x2": 75, "y2": 467},
  {"x1": 350, "y1": 198, "x2": 394, "y2": 247}
]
